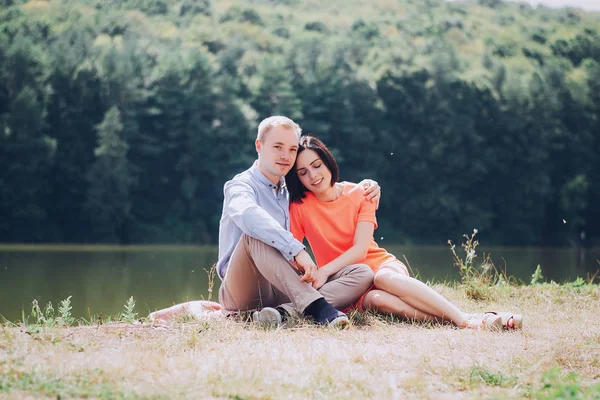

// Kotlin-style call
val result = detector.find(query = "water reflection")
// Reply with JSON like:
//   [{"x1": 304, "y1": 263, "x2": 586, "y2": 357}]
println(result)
[
  {"x1": 0, "y1": 245, "x2": 598, "y2": 322},
  {"x1": 0, "y1": 247, "x2": 216, "y2": 322}
]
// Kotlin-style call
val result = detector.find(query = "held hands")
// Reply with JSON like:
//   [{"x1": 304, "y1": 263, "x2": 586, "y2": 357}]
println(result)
[
  {"x1": 359, "y1": 179, "x2": 381, "y2": 209},
  {"x1": 311, "y1": 268, "x2": 329, "y2": 290},
  {"x1": 295, "y1": 250, "x2": 318, "y2": 283},
  {"x1": 295, "y1": 251, "x2": 331, "y2": 288}
]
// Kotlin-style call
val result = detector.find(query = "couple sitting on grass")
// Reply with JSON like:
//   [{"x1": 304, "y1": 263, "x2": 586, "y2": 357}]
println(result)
[{"x1": 216, "y1": 115, "x2": 523, "y2": 330}]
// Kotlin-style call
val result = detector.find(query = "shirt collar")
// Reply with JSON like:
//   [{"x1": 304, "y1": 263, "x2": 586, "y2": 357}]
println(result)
[{"x1": 250, "y1": 160, "x2": 287, "y2": 190}]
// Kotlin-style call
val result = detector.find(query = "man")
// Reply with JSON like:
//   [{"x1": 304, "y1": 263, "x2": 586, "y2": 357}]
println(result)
[{"x1": 217, "y1": 116, "x2": 380, "y2": 327}]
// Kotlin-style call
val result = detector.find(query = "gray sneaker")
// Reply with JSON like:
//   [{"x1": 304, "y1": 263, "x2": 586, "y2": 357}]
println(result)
[{"x1": 252, "y1": 307, "x2": 282, "y2": 327}]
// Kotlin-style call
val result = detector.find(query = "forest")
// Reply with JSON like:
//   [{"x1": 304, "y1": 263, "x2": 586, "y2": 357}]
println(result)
[{"x1": 0, "y1": 0, "x2": 599, "y2": 246}]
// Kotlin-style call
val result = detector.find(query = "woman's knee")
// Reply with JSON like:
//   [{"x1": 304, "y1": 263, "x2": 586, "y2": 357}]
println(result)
[
  {"x1": 362, "y1": 290, "x2": 386, "y2": 311},
  {"x1": 374, "y1": 269, "x2": 408, "y2": 291}
]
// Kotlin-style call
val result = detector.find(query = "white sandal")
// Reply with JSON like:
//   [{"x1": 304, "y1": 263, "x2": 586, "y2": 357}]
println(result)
[{"x1": 464, "y1": 312, "x2": 502, "y2": 331}]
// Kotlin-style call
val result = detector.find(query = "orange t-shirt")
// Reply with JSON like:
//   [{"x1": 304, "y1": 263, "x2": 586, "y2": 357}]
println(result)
[{"x1": 289, "y1": 182, "x2": 398, "y2": 272}]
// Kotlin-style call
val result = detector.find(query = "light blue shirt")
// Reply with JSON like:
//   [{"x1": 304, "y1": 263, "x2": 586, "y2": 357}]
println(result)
[{"x1": 216, "y1": 162, "x2": 305, "y2": 280}]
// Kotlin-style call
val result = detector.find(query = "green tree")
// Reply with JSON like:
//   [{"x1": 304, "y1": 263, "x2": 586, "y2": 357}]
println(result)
[
  {"x1": 251, "y1": 55, "x2": 303, "y2": 121},
  {"x1": 584, "y1": 59, "x2": 600, "y2": 241},
  {"x1": 0, "y1": 30, "x2": 54, "y2": 242},
  {"x1": 44, "y1": 20, "x2": 104, "y2": 242},
  {"x1": 0, "y1": 0, "x2": 598, "y2": 246},
  {"x1": 85, "y1": 106, "x2": 133, "y2": 242},
  {"x1": 0, "y1": 86, "x2": 55, "y2": 242}
]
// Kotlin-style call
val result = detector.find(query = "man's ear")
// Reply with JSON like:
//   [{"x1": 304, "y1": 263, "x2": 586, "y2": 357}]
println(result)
[{"x1": 255, "y1": 139, "x2": 262, "y2": 154}]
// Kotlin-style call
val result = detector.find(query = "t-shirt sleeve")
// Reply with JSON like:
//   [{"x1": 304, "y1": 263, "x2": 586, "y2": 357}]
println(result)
[
  {"x1": 358, "y1": 196, "x2": 378, "y2": 230},
  {"x1": 289, "y1": 203, "x2": 306, "y2": 243}
]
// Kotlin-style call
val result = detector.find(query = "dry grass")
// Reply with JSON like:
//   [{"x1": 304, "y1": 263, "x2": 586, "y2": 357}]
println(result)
[{"x1": 1, "y1": 283, "x2": 599, "y2": 399}]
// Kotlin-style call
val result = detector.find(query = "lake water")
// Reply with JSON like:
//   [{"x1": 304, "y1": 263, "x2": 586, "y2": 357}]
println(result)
[{"x1": 1, "y1": 244, "x2": 598, "y2": 322}]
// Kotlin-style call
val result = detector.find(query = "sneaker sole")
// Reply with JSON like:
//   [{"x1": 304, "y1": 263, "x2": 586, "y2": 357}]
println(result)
[
  {"x1": 329, "y1": 315, "x2": 349, "y2": 329},
  {"x1": 252, "y1": 307, "x2": 282, "y2": 327}
]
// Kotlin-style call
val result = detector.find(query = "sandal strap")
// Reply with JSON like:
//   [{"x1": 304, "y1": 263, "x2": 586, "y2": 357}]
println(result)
[
  {"x1": 466, "y1": 313, "x2": 502, "y2": 330},
  {"x1": 485, "y1": 311, "x2": 523, "y2": 330}
]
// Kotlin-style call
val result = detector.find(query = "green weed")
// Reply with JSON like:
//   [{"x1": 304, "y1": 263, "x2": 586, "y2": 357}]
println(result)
[
  {"x1": 566, "y1": 277, "x2": 587, "y2": 291},
  {"x1": 121, "y1": 296, "x2": 138, "y2": 323},
  {"x1": 30, "y1": 299, "x2": 48, "y2": 325},
  {"x1": 203, "y1": 263, "x2": 217, "y2": 301},
  {"x1": 448, "y1": 229, "x2": 507, "y2": 300},
  {"x1": 58, "y1": 295, "x2": 74, "y2": 326},
  {"x1": 531, "y1": 367, "x2": 600, "y2": 399},
  {"x1": 469, "y1": 366, "x2": 517, "y2": 388},
  {"x1": 12, "y1": 296, "x2": 76, "y2": 332},
  {"x1": 531, "y1": 264, "x2": 545, "y2": 285}
]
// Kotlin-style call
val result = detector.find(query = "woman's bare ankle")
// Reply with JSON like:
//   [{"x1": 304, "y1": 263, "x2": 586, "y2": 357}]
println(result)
[{"x1": 457, "y1": 312, "x2": 470, "y2": 328}]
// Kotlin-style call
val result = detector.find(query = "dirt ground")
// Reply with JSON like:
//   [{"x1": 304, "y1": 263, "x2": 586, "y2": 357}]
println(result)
[{"x1": 1, "y1": 283, "x2": 599, "y2": 399}]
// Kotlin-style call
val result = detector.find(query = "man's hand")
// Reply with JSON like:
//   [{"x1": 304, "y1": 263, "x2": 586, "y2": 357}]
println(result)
[
  {"x1": 295, "y1": 250, "x2": 318, "y2": 283},
  {"x1": 311, "y1": 268, "x2": 329, "y2": 290},
  {"x1": 359, "y1": 179, "x2": 381, "y2": 209}
]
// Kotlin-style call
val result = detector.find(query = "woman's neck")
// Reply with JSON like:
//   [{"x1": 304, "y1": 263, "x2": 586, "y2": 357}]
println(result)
[{"x1": 314, "y1": 183, "x2": 342, "y2": 202}]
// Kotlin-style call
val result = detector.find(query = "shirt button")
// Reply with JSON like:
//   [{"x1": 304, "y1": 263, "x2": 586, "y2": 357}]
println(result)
[
  {"x1": 289, "y1": 252, "x2": 292, "y2": 255},
  {"x1": 272, "y1": 241, "x2": 275, "y2": 244}
]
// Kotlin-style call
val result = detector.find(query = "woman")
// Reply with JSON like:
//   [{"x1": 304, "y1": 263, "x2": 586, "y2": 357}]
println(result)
[{"x1": 286, "y1": 136, "x2": 522, "y2": 330}]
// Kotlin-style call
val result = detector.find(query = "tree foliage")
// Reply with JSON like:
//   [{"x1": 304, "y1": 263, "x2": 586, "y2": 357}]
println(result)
[{"x1": 0, "y1": 0, "x2": 598, "y2": 245}]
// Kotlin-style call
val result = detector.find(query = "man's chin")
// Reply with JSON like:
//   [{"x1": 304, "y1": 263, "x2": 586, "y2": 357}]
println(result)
[{"x1": 271, "y1": 170, "x2": 289, "y2": 179}]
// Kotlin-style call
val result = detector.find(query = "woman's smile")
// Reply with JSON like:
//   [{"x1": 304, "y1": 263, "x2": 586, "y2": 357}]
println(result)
[{"x1": 311, "y1": 177, "x2": 324, "y2": 188}]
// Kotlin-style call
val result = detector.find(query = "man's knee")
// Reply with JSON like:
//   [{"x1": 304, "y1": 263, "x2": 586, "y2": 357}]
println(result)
[
  {"x1": 241, "y1": 233, "x2": 258, "y2": 247},
  {"x1": 353, "y1": 263, "x2": 374, "y2": 282},
  {"x1": 338, "y1": 263, "x2": 374, "y2": 290}
]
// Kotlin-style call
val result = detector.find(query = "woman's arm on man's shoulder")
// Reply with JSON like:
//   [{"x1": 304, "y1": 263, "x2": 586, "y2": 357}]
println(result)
[
  {"x1": 346, "y1": 179, "x2": 381, "y2": 208},
  {"x1": 358, "y1": 179, "x2": 381, "y2": 205}
]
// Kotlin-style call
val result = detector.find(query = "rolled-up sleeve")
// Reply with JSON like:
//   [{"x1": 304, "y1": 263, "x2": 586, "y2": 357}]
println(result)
[{"x1": 224, "y1": 180, "x2": 304, "y2": 261}]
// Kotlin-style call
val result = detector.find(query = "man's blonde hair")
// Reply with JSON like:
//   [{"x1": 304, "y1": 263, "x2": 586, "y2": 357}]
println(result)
[{"x1": 257, "y1": 116, "x2": 302, "y2": 142}]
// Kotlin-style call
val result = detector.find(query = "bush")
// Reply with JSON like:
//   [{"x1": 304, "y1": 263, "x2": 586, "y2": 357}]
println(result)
[
  {"x1": 304, "y1": 21, "x2": 328, "y2": 33},
  {"x1": 180, "y1": 0, "x2": 211, "y2": 17}
]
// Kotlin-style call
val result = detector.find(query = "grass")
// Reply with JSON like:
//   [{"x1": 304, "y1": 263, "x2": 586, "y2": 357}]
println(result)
[
  {"x1": 1, "y1": 283, "x2": 599, "y2": 399},
  {"x1": 0, "y1": 367, "x2": 150, "y2": 399},
  {"x1": 1, "y1": 237, "x2": 600, "y2": 399}
]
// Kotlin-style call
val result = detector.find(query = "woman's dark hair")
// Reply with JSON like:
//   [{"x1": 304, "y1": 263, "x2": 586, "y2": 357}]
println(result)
[{"x1": 286, "y1": 136, "x2": 339, "y2": 204}]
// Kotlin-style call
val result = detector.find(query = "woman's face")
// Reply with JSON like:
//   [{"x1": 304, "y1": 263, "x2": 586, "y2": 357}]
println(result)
[{"x1": 295, "y1": 149, "x2": 332, "y2": 195}]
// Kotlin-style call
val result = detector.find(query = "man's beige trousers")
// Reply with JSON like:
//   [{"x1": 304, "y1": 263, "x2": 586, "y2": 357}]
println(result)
[{"x1": 219, "y1": 234, "x2": 373, "y2": 314}]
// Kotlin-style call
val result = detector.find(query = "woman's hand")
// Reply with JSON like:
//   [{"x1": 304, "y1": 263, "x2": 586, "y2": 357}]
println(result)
[
  {"x1": 311, "y1": 268, "x2": 330, "y2": 290},
  {"x1": 295, "y1": 250, "x2": 318, "y2": 283},
  {"x1": 358, "y1": 179, "x2": 381, "y2": 208}
]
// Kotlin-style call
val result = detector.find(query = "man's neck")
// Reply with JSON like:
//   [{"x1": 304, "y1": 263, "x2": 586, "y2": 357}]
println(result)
[{"x1": 258, "y1": 165, "x2": 281, "y2": 186}]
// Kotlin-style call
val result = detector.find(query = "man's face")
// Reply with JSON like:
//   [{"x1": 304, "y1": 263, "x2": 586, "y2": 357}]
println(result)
[{"x1": 256, "y1": 126, "x2": 299, "y2": 183}]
